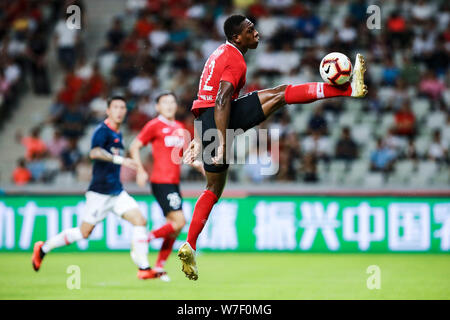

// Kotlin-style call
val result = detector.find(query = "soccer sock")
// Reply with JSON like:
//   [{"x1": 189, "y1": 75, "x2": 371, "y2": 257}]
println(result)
[
  {"x1": 186, "y1": 190, "x2": 218, "y2": 250},
  {"x1": 148, "y1": 222, "x2": 175, "y2": 240},
  {"x1": 131, "y1": 226, "x2": 150, "y2": 270},
  {"x1": 155, "y1": 236, "x2": 176, "y2": 269},
  {"x1": 284, "y1": 82, "x2": 352, "y2": 104},
  {"x1": 41, "y1": 227, "x2": 83, "y2": 253}
]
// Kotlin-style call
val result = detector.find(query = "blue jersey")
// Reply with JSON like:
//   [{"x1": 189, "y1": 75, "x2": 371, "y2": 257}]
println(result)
[{"x1": 88, "y1": 121, "x2": 124, "y2": 195}]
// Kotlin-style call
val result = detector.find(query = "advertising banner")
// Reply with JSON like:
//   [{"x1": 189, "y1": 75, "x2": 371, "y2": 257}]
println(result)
[{"x1": 1, "y1": 195, "x2": 449, "y2": 252}]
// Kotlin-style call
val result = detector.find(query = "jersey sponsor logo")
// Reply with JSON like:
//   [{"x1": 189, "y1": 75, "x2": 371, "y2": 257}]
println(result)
[{"x1": 164, "y1": 135, "x2": 184, "y2": 148}]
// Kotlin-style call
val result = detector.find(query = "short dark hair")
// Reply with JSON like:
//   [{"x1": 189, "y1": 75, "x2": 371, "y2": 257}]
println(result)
[
  {"x1": 107, "y1": 96, "x2": 126, "y2": 107},
  {"x1": 156, "y1": 91, "x2": 176, "y2": 103},
  {"x1": 223, "y1": 14, "x2": 247, "y2": 41}
]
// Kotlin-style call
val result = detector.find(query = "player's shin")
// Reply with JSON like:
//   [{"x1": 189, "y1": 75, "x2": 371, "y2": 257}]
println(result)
[
  {"x1": 148, "y1": 222, "x2": 175, "y2": 240},
  {"x1": 156, "y1": 236, "x2": 176, "y2": 269},
  {"x1": 284, "y1": 82, "x2": 352, "y2": 104},
  {"x1": 41, "y1": 227, "x2": 83, "y2": 253},
  {"x1": 186, "y1": 190, "x2": 218, "y2": 250},
  {"x1": 130, "y1": 226, "x2": 150, "y2": 270}
]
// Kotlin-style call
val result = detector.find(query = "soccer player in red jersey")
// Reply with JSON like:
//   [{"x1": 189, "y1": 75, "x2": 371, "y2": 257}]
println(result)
[
  {"x1": 178, "y1": 14, "x2": 368, "y2": 280},
  {"x1": 129, "y1": 92, "x2": 203, "y2": 281}
]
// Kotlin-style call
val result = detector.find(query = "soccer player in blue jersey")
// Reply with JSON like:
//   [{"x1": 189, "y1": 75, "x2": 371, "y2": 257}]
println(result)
[{"x1": 32, "y1": 96, "x2": 155, "y2": 279}]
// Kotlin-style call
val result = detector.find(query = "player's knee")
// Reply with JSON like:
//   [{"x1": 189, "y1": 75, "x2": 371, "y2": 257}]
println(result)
[
  {"x1": 81, "y1": 228, "x2": 92, "y2": 239},
  {"x1": 170, "y1": 213, "x2": 185, "y2": 232},
  {"x1": 206, "y1": 183, "x2": 223, "y2": 199},
  {"x1": 134, "y1": 215, "x2": 147, "y2": 226}
]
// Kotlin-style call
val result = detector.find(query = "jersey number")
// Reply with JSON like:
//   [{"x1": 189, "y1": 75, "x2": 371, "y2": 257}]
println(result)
[{"x1": 202, "y1": 60, "x2": 215, "y2": 91}]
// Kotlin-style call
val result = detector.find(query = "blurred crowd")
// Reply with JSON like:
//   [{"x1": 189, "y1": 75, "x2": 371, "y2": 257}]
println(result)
[
  {"x1": 0, "y1": 0, "x2": 64, "y2": 130},
  {"x1": 7, "y1": 0, "x2": 450, "y2": 186}
]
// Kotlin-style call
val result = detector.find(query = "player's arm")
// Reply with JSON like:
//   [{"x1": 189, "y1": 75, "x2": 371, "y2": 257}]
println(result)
[
  {"x1": 129, "y1": 138, "x2": 148, "y2": 187},
  {"x1": 89, "y1": 147, "x2": 137, "y2": 170},
  {"x1": 213, "y1": 80, "x2": 234, "y2": 165}
]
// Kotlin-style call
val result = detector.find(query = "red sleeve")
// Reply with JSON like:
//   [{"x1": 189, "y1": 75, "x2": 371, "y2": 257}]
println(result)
[
  {"x1": 137, "y1": 121, "x2": 156, "y2": 146},
  {"x1": 220, "y1": 56, "x2": 243, "y2": 89}
]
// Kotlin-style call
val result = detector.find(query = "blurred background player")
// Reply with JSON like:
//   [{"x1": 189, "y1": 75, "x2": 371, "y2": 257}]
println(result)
[
  {"x1": 32, "y1": 96, "x2": 154, "y2": 280},
  {"x1": 178, "y1": 14, "x2": 367, "y2": 280},
  {"x1": 129, "y1": 92, "x2": 204, "y2": 281}
]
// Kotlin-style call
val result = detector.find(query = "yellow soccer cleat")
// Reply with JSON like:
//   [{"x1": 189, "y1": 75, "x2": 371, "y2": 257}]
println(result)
[
  {"x1": 178, "y1": 242, "x2": 198, "y2": 281},
  {"x1": 351, "y1": 53, "x2": 368, "y2": 98}
]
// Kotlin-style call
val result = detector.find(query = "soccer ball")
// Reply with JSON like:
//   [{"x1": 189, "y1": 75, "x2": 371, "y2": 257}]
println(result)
[{"x1": 319, "y1": 52, "x2": 352, "y2": 86}]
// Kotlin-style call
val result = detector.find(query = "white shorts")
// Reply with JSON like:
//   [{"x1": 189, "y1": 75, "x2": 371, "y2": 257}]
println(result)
[{"x1": 82, "y1": 190, "x2": 139, "y2": 225}]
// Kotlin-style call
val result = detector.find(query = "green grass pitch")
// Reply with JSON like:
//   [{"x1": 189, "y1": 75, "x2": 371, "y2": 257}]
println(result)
[{"x1": 0, "y1": 252, "x2": 449, "y2": 299}]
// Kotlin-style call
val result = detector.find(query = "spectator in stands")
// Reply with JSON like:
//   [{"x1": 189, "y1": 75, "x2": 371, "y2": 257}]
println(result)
[
  {"x1": 335, "y1": 127, "x2": 358, "y2": 161},
  {"x1": 89, "y1": 90, "x2": 108, "y2": 122},
  {"x1": 47, "y1": 129, "x2": 68, "y2": 158},
  {"x1": 400, "y1": 55, "x2": 421, "y2": 87},
  {"x1": 386, "y1": 11, "x2": 410, "y2": 48},
  {"x1": 419, "y1": 70, "x2": 446, "y2": 101},
  {"x1": 405, "y1": 137, "x2": 418, "y2": 161},
  {"x1": 337, "y1": 17, "x2": 357, "y2": 51},
  {"x1": 128, "y1": 69, "x2": 153, "y2": 97},
  {"x1": 134, "y1": 10, "x2": 154, "y2": 39},
  {"x1": 295, "y1": 7, "x2": 321, "y2": 39},
  {"x1": 381, "y1": 56, "x2": 400, "y2": 86},
  {"x1": 391, "y1": 79, "x2": 411, "y2": 110},
  {"x1": 54, "y1": 13, "x2": 80, "y2": 71},
  {"x1": 27, "y1": 28, "x2": 50, "y2": 94},
  {"x1": 56, "y1": 103, "x2": 86, "y2": 139},
  {"x1": 60, "y1": 138, "x2": 82, "y2": 172},
  {"x1": 302, "y1": 130, "x2": 331, "y2": 162},
  {"x1": 255, "y1": 43, "x2": 280, "y2": 77},
  {"x1": 411, "y1": 0, "x2": 436, "y2": 23},
  {"x1": 307, "y1": 105, "x2": 327, "y2": 135},
  {"x1": 3, "y1": 56, "x2": 21, "y2": 88},
  {"x1": 428, "y1": 129, "x2": 448, "y2": 163},
  {"x1": 12, "y1": 157, "x2": 32, "y2": 185},
  {"x1": 18, "y1": 127, "x2": 48, "y2": 161},
  {"x1": 0, "y1": 67, "x2": 10, "y2": 103},
  {"x1": 82, "y1": 63, "x2": 105, "y2": 103},
  {"x1": 384, "y1": 127, "x2": 405, "y2": 157},
  {"x1": 106, "y1": 17, "x2": 125, "y2": 51},
  {"x1": 274, "y1": 147, "x2": 297, "y2": 182},
  {"x1": 370, "y1": 138, "x2": 396, "y2": 172},
  {"x1": 301, "y1": 153, "x2": 318, "y2": 183},
  {"x1": 394, "y1": 101, "x2": 416, "y2": 138}
]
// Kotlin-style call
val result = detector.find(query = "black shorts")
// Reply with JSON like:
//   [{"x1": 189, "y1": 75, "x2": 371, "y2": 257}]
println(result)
[
  {"x1": 195, "y1": 91, "x2": 266, "y2": 173},
  {"x1": 150, "y1": 183, "x2": 183, "y2": 216}
]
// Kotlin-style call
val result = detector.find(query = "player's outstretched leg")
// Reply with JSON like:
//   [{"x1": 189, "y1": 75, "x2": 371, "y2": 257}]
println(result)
[
  {"x1": 147, "y1": 210, "x2": 185, "y2": 281},
  {"x1": 123, "y1": 209, "x2": 154, "y2": 280},
  {"x1": 258, "y1": 53, "x2": 367, "y2": 118},
  {"x1": 32, "y1": 224, "x2": 91, "y2": 271},
  {"x1": 178, "y1": 171, "x2": 225, "y2": 280}
]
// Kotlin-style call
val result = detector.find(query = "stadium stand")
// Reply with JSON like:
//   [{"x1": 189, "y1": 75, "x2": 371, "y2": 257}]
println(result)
[{"x1": 0, "y1": 0, "x2": 449, "y2": 187}]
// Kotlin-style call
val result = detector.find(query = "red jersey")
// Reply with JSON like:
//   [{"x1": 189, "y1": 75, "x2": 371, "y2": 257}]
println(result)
[
  {"x1": 191, "y1": 42, "x2": 247, "y2": 116},
  {"x1": 137, "y1": 115, "x2": 187, "y2": 184}
]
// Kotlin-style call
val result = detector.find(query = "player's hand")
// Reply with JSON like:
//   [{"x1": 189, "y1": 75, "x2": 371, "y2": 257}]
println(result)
[
  {"x1": 212, "y1": 144, "x2": 226, "y2": 166},
  {"x1": 123, "y1": 158, "x2": 138, "y2": 171},
  {"x1": 136, "y1": 168, "x2": 148, "y2": 188},
  {"x1": 183, "y1": 139, "x2": 201, "y2": 164},
  {"x1": 191, "y1": 159, "x2": 206, "y2": 177}
]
